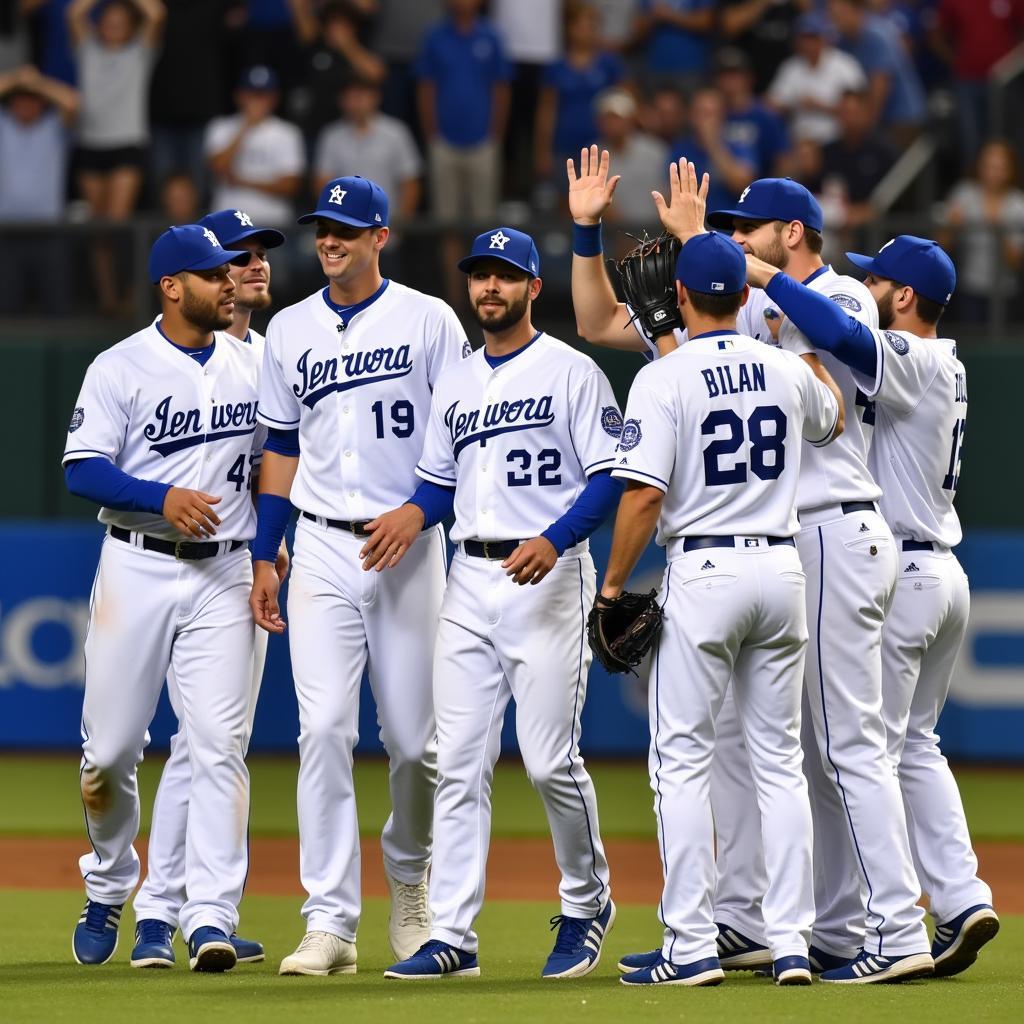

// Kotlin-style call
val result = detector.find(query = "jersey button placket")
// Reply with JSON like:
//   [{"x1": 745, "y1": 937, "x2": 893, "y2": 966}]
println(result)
[{"x1": 337, "y1": 389, "x2": 360, "y2": 521}]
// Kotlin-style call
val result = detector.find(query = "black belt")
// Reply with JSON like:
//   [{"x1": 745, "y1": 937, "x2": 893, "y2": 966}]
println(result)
[
  {"x1": 464, "y1": 539, "x2": 522, "y2": 559},
  {"x1": 110, "y1": 526, "x2": 244, "y2": 560},
  {"x1": 683, "y1": 536, "x2": 795, "y2": 553},
  {"x1": 841, "y1": 501, "x2": 876, "y2": 515},
  {"x1": 903, "y1": 540, "x2": 934, "y2": 551},
  {"x1": 302, "y1": 511, "x2": 371, "y2": 536}
]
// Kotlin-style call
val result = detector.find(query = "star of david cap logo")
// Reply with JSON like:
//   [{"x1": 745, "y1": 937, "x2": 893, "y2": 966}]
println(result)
[
  {"x1": 298, "y1": 176, "x2": 390, "y2": 228},
  {"x1": 197, "y1": 209, "x2": 286, "y2": 249},
  {"x1": 458, "y1": 226, "x2": 541, "y2": 277},
  {"x1": 147, "y1": 224, "x2": 247, "y2": 283},
  {"x1": 489, "y1": 230, "x2": 510, "y2": 250},
  {"x1": 329, "y1": 186, "x2": 347, "y2": 205}
]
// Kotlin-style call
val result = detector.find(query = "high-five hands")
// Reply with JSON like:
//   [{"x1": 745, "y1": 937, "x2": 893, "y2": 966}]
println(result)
[
  {"x1": 567, "y1": 145, "x2": 621, "y2": 226},
  {"x1": 652, "y1": 158, "x2": 709, "y2": 244}
]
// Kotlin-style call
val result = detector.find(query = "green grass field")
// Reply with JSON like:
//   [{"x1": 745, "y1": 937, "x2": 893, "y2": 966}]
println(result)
[{"x1": 2, "y1": 756, "x2": 1022, "y2": 1023}]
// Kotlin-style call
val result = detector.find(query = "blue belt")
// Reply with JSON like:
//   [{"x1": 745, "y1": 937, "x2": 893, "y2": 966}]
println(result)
[{"x1": 682, "y1": 536, "x2": 795, "y2": 553}]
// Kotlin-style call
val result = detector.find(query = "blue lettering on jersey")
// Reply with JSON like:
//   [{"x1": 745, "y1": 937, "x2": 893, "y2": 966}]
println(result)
[
  {"x1": 445, "y1": 394, "x2": 556, "y2": 458},
  {"x1": 701, "y1": 362, "x2": 766, "y2": 398},
  {"x1": 830, "y1": 293, "x2": 863, "y2": 312},
  {"x1": 294, "y1": 345, "x2": 414, "y2": 408},
  {"x1": 144, "y1": 395, "x2": 258, "y2": 457},
  {"x1": 601, "y1": 406, "x2": 623, "y2": 438}
]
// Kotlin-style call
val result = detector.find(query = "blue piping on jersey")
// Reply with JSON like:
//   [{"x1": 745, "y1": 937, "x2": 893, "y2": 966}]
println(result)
[
  {"x1": 483, "y1": 330, "x2": 543, "y2": 368},
  {"x1": 155, "y1": 319, "x2": 216, "y2": 366},
  {"x1": 689, "y1": 329, "x2": 741, "y2": 342},
  {"x1": 321, "y1": 278, "x2": 390, "y2": 324},
  {"x1": 802, "y1": 265, "x2": 830, "y2": 286}
]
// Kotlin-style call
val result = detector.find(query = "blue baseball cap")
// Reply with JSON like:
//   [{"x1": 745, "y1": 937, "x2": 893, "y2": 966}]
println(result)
[
  {"x1": 238, "y1": 65, "x2": 279, "y2": 92},
  {"x1": 199, "y1": 209, "x2": 285, "y2": 249},
  {"x1": 298, "y1": 175, "x2": 389, "y2": 228},
  {"x1": 708, "y1": 178, "x2": 824, "y2": 233},
  {"x1": 149, "y1": 224, "x2": 247, "y2": 284},
  {"x1": 458, "y1": 227, "x2": 540, "y2": 277},
  {"x1": 795, "y1": 12, "x2": 830, "y2": 35},
  {"x1": 676, "y1": 232, "x2": 746, "y2": 294},
  {"x1": 846, "y1": 235, "x2": 957, "y2": 305}
]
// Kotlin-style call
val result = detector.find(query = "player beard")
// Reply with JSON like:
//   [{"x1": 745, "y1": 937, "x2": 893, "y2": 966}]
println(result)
[
  {"x1": 875, "y1": 284, "x2": 898, "y2": 329},
  {"x1": 182, "y1": 286, "x2": 234, "y2": 331},
  {"x1": 472, "y1": 291, "x2": 529, "y2": 333},
  {"x1": 752, "y1": 230, "x2": 789, "y2": 272},
  {"x1": 236, "y1": 286, "x2": 272, "y2": 312}
]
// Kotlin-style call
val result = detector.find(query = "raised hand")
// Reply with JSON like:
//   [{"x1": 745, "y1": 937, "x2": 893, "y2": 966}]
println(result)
[
  {"x1": 652, "y1": 158, "x2": 709, "y2": 244},
  {"x1": 567, "y1": 144, "x2": 621, "y2": 226}
]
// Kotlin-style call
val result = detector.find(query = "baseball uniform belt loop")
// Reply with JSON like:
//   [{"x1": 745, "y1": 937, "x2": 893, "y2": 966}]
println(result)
[
  {"x1": 902, "y1": 539, "x2": 934, "y2": 551},
  {"x1": 682, "y1": 535, "x2": 795, "y2": 553},
  {"x1": 464, "y1": 539, "x2": 522, "y2": 559},
  {"x1": 109, "y1": 526, "x2": 244, "y2": 560},
  {"x1": 301, "y1": 511, "x2": 371, "y2": 536}
]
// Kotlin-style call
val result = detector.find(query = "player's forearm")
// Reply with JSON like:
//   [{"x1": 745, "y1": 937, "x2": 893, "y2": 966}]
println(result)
[
  {"x1": 542, "y1": 470, "x2": 624, "y2": 555},
  {"x1": 801, "y1": 353, "x2": 845, "y2": 439},
  {"x1": 252, "y1": 450, "x2": 298, "y2": 563},
  {"x1": 257, "y1": 449, "x2": 299, "y2": 497},
  {"x1": 571, "y1": 224, "x2": 639, "y2": 348},
  {"x1": 64, "y1": 456, "x2": 171, "y2": 513},
  {"x1": 601, "y1": 482, "x2": 663, "y2": 597},
  {"x1": 407, "y1": 479, "x2": 454, "y2": 529}
]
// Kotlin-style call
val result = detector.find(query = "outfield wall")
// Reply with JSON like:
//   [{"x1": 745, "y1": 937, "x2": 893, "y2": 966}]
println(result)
[{"x1": 1, "y1": 522, "x2": 1021, "y2": 760}]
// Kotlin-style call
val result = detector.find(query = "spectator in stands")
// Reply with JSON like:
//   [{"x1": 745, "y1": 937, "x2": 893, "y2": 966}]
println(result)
[
  {"x1": 313, "y1": 75, "x2": 422, "y2": 221},
  {"x1": 595, "y1": 86, "x2": 668, "y2": 228},
  {"x1": 292, "y1": 0, "x2": 385, "y2": 143},
  {"x1": 643, "y1": 83, "x2": 687, "y2": 146},
  {"x1": 370, "y1": 0, "x2": 443, "y2": 126},
  {"x1": 817, "y1": 88, "x2": 898, "y2": 230},
  {"x1": 767, "y1": 12, "x2": 867, "y2": 144},
  {"x1": 205, "y1": 65, "x2": 305, "y2": 226},
  {"x1": 713, "y1": 46, "x2": 791, "y2": 177},
  {"x1": 943, "y1": 139, "x2": 1024, "y2": 322},
  {"x1": 717, "y1": 0, "x2": 811, "y2": 93},
  {"x1": 630, "y1": 0, "x2": 715, "y2": 89},
  {"x1": 68, "y1": 0, "x2": 164, "y2": 316},
  {"x1": 415, "y1": 0, "x2": 511, "y2": 225},
  {"x1": 932, "y1": 0, "x2": 1024, "y2": 170},
  {"x1": 159, "y1": 170, "x2": 199, "y2": 225},
  {"x1": 828, "y1": 0, "x2": 926, "y2": 141},
  {"x1": 534, "y1": 1, "x2": 624, "y2": 181},
  {"x1": 670, "y1": 85, "x2": 757, "y2": 213},
  {"x1": 592, "y1": 0, "x2": 641, "y2": 52},
  {"x1": 0, "y1": 62, "x2": 78, "y2": 315},
  {"x1": 27, "y1": 0, "x2": 76, "y2": 85}
]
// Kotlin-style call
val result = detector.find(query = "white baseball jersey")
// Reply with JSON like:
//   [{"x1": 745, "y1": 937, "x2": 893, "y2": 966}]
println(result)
[
  {"x1": 416, "y1": 333, "x2": 621, "y2": 542},
  {"x1": 612, "y1": 332, "x2": 838, "y2": 543},
  {"x1": 851, "y1": 330, "x2": 967, "y2": 547},
  {"x1": 63, "y1": 321, "x2": 264, "y2": 541},
  {"x1": 257, "y1": 280, "x2": 467, "y2": 519}
]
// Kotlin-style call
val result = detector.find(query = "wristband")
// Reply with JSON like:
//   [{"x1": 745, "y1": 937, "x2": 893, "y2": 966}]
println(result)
[
  {"x1": 572, "y1": 221, "x2": 603, "y2": 258},
  {"x1": 252, "y1": 493, "x2": 292, "y2": 563}
]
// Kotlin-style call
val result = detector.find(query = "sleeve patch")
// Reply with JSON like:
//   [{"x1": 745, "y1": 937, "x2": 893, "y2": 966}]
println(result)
[
  {"x1": 462, "y1": 339, "x2": 473, "y2": 359},
  {"x1": 601, "y1": 406, "x2": 624, "y2": 438},
  {"x1": 69, "y1": 407, "x2": 85, "y2": 432},
  {"x1": 830, "y1": 293, "x2": 863, "y2": 312},
  {"x1": 617, "y1": 418, "x2": 642, "y2": 451},
  {"x1": 884, "y1": 330, "x2": 910, "y2": 355}
]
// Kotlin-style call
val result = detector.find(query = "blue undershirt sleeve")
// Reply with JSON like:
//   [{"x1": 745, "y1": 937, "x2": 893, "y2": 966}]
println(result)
[
  {"x1": 252, "y1": 493, "x2": 293, "y2": 563},
  {"x1": 541, "y1": 470, "x2": 624, "y2": 556},
  {"x1": 264, "y1": 427, "x2": 300, "y2": 457},
  {"x1": 64, "y1": 457, "x2": 171, "y2": 514},
  {"x1": 764, "y1": 273, "x2": 877, "y2": 377},
  {"x1": 408, "y1": 479, "x2": 456, "y2": 529}
]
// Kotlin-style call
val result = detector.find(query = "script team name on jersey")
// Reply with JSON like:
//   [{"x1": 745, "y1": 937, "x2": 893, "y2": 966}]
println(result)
[
  {"x1": 144, "y1": 395, "x2": 260, "y2": 456},
  {"x1": 293, "y1": 344, "x2": 413, "y2": 407},
  {"x1": 445, "y1": 393, "x2": 555, "y2": 457}
]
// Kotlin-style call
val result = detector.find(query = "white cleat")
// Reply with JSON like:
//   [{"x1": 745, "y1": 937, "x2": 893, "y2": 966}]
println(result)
[
  {"x1": 387, "y1": 875, "x2": 432, "y2": 962},
  {"x1": 278, "y1": 931, "x2": 357, "y2": 976}
]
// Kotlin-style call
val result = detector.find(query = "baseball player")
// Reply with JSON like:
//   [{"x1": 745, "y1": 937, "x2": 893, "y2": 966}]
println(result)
[
  {"x1": 249, "y1": 176, "x2": 468, "y2": 976},
  {"x1": 604, "y1": 231, "x2": 842, "y2": 987},
  {"x1": 375, "y1": 227, "x2": 620, "y2": 980},
  {"x1": 744, "y1": 235, "x2": 998, "y2": 978},
  {"x1": 64, "y1": 224, "x2": 264, "y2": 972},
  {"x1": 129, "y1": 208, "x2": 287, "y2": 968}
]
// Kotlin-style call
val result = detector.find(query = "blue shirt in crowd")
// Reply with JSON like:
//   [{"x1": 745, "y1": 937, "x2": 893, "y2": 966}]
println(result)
[
  {"x1": 416, "y1": 17, "x2": 513, "y2": 148},
  {"x1": 543, "y1": 52, "x2": 624, "y2": 159},
  {"x1": 724, "y1": 103, "x2": 790, "y2": 177},
  {"x1": 670, "y1": 134, "x2": 758, "y2": 213},
  {"x1": 839, "y1": 15, "x2": 926, "y2": 126},
  {"x1": 640, "y1": 0, "x2": 715, "y2": 75}
]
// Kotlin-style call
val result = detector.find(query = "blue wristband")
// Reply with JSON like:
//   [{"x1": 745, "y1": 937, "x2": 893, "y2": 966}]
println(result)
[
  {"x1": 253, "y1": 493, "x2": 292, "y2": 563},
  {"x1": 572, "y1": 221, "x2": 603, "y2": 258}
]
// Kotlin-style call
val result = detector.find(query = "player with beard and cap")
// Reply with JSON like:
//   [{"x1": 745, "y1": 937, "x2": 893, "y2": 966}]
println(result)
[{"x1": 374, "y1": 227, "x2": 622, "y2": 981}]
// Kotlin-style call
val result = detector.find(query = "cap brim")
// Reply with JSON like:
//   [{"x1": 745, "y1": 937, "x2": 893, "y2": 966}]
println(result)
[
  {"x1": 457, "y1": 253, "x2": 536, "y2": 276},
  {"x1": 186, "y1": 248, "x2": 249, "y2": 272},
  {"x1": 844, "y1": 252, "x2": 881, "y2": 276},
  {"x1": 221, "y1": 226, "x2": 286, "y2": 249},
  {"x1": 297, "y1": 209, "x2": 380, "y2": 228},
  {"x1": 707, "y1": 207, "x2": 752, "y2": 229}
]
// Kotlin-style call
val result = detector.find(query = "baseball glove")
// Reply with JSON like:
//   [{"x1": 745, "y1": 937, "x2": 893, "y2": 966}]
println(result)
[
  {"x1": 587, "y1": 589, "x2": 665, "y2": 675},
  {"x1": 614, "y1": 231, "x2": 683, "y2": 341}
]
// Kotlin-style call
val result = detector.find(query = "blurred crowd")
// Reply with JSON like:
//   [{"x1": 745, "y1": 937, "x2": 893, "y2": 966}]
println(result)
[{"x1": 1, "y1": 0, "x2": 1023, "y2": 320}]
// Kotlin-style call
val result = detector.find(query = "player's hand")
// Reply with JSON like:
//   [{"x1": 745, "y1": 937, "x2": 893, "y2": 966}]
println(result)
[
  {"x1": 503, "y1": 537, "x2": 558, "y2": 586},
  {"x1": 763, "y1": 305, "x2": 785, "y2": 343},
  {"x1": 274, "y1": 542, "x2": 290, "y2": 584},
  {"x1": 359, "y1": 503, "x2": 425, "y2": 572},
  {"x1": 652, "y1": 158, "x2": 708, "y2": 244},
  {"x1": 745, "y1": 252, "x2": 781, "y2": 290},
  {"x1": 163, "y1": 487, "x2": 222, "y2": 538},
  {"x1": 250, "y1": 560, "x2": 286, "y2": 634},
  {"x1": 567, "y1": 144, "x2": 621, "y2": 226}
]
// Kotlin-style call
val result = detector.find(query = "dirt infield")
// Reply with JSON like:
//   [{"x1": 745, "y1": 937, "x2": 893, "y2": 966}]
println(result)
[{"x1": 2, "y1": 836, "x2": 1022, "y2": 912}]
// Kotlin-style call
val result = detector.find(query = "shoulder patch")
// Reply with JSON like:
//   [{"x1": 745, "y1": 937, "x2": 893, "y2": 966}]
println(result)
[
  {"x1": 462, "y1": 339, "x2": 473, "y2": 359},
  {"x1": 69, "y1": 407, "x2": 85, "y2": 433},
  {"x1": 884, "y1": 330, "x2": 910, "y2": 355},
  {"x1": 830, "y1": 293, "x2": 863, "y2": 312},
  {"x1": 618, "y1": 418, "x2": 642, "y2": 451},
  {"x1": 601, "y1": 406, "x2": 624, "y2": 438}
]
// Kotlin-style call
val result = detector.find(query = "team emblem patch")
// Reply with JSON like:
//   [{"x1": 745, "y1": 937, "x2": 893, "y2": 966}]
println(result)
[
  {"x1": 601, "y1": 406, "x2": 623, "y2": 438},
  {"x1": 462, "y1": 339, "x2": 472, "y2": 358},
  {"x1": 830, "y1": 293, "x2": 862, "y2": 312},
  {"x1": 69, "y1": 407, "x2": 85, "y2": 432},
  {"x1": 884, "y1": 330, "x2": 909, "y2": 355},
  {"x1": 618, "y1": 418, "x2": 642, "y2": 451}
]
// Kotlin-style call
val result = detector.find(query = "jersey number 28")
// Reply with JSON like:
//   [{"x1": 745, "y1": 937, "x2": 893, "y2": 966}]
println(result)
[{"x1": 702, "y1": 406, "x2": 787, "y2": 486}]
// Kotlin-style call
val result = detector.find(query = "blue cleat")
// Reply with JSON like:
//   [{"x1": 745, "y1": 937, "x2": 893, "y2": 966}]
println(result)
[
  {"x1": 716, "y1": 923, "x2": 772, "y2": 970},
  {"x1": 932, "y1": 904, "x2": 999, "y2": 978},
  {"x1": 617, "y1": 948, "x2": 660, "y2": 974},
  {"x1": 773, "y1": 954, "x2": 812, "y2": 986},
  {"x1": 130, "y1": 919, "x2": 175, "y2": 968},
  {"x1": 620, "y1": 954, "x2": 725, "y2": 987},
  {"x1": 821, "y1": 949, "x2": 934, "y2": 984},
  {"x1": 72, "y1": 900, "x2": 123, "y2": 965},
  {"x1": 808, "y1": 944, "x2": 854, "y2": 973},
  {"x1": 188, "y1": 926, "x2": 237, "y2": 973},
  {"x1": 384, "y1": 939, "x2": 480, "y2": 979},
  {"x1": 230, "y1": 933, "x2": 265, "y2": 964},
  {"x1": 542, "y1": 899, "x2": 615, "y2": 979}
]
